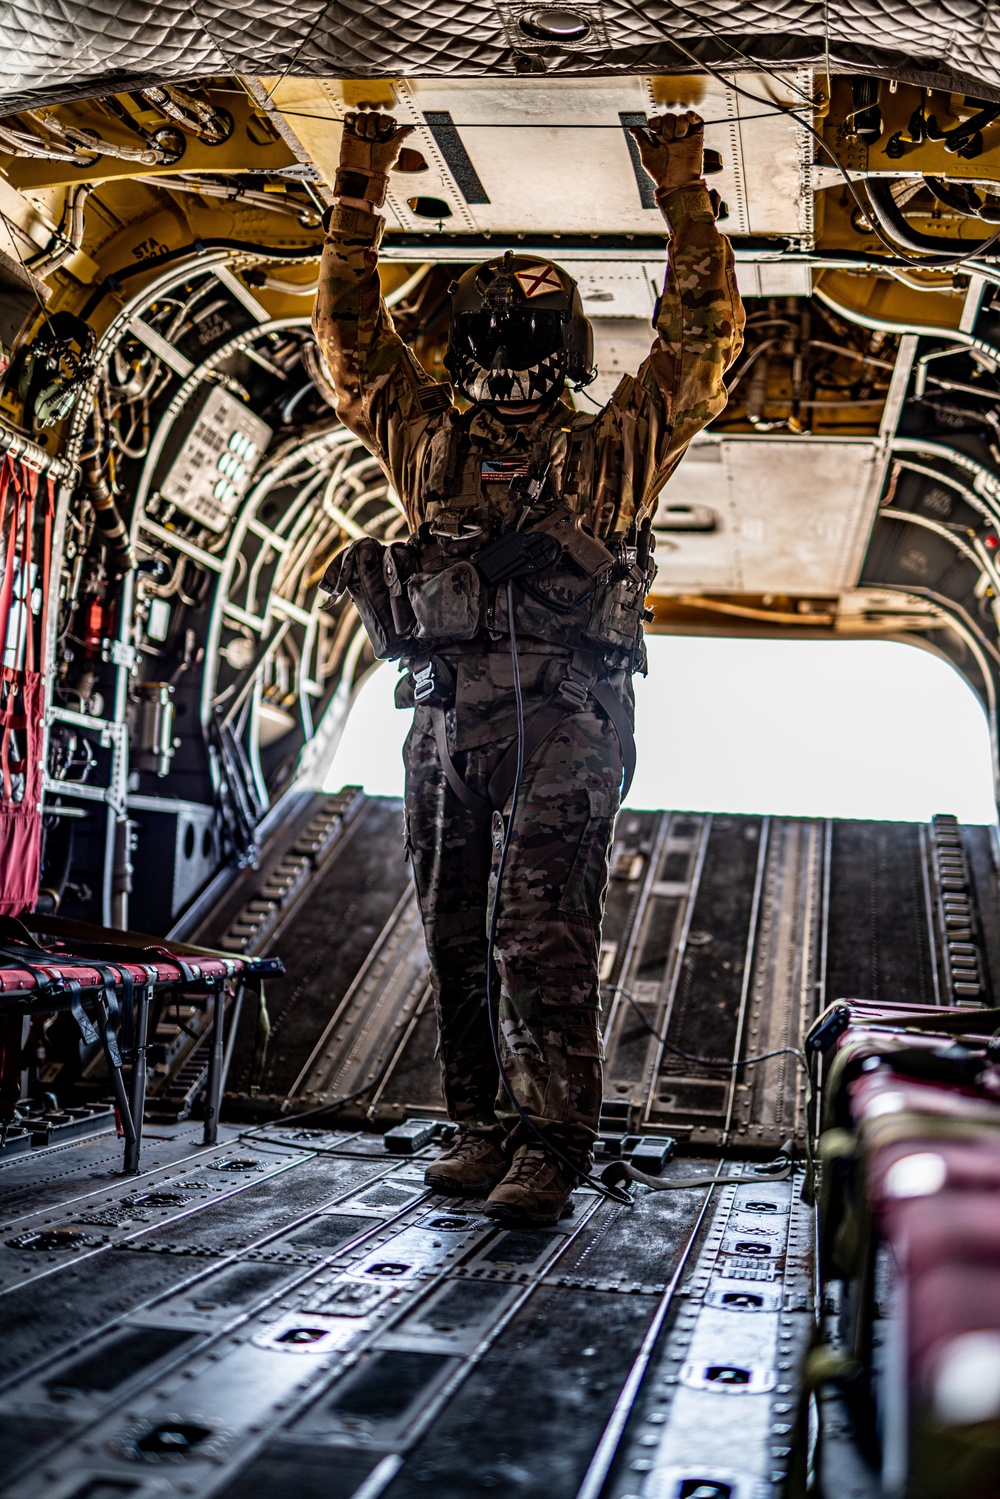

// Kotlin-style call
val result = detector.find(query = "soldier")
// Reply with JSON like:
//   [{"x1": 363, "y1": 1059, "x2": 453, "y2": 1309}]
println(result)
[{"x1": 315, "y1": 107, "x2": 744, "y2": 1226}]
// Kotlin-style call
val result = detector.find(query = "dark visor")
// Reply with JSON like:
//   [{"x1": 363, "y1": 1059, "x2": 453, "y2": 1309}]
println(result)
[{"x1": 456, "y1": 309, "x2": 565, "y2": 372}]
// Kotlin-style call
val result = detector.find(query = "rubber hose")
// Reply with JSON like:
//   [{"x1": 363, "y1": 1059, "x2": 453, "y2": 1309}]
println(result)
[
  {"x1": 865, "y1": 178, "x2": 1000, "y2": 258},
  {"x1": 79, "y1": 238, "x2": 323, "y2": 320},
  {"x1": 80, "y1": 444, "x2": 136, "y2": 573}
]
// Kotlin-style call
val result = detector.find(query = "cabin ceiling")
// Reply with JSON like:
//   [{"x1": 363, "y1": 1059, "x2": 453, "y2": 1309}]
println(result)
[{"x1": 0, "y1": 1, "x2": 999, "y2": 113}]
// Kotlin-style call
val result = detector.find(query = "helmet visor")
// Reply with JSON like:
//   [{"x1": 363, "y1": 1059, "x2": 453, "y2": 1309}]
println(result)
[{"x1": 455, "y1": 309, "x2": 565, "y2": 372}]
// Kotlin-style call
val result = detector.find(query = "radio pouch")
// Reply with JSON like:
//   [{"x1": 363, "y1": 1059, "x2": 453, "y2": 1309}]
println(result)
[{"x1": 476, "y1": 530, "x2": 561, "y2": 586}]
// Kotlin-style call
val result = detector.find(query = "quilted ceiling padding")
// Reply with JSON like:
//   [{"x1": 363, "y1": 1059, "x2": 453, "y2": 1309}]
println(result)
[{"x1": 0, "y1": 0, "x2": 998, "y2": 113}]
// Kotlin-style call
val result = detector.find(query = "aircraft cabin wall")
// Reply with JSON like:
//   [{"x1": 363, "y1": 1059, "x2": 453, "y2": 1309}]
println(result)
[
  {"x1": 0, "y1": 68, "x2": 996, "y2": 931},
  {"x1": 3, "y1": 14, "x2": 1000, "y2": 1499}
]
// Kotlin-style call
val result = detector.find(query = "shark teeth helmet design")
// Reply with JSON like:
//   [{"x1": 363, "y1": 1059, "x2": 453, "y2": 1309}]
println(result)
[{"x1": 445, "y1": 251, "x2": 596, "y2": 406}]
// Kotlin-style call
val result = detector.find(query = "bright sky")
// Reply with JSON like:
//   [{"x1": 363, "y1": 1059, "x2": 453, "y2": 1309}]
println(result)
[{"x1": 323, "y1": 636, "x2": 998, "y2": 824}]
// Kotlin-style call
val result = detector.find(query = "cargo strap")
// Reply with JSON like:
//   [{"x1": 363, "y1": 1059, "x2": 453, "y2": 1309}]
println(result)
[{"x1": 427, "y1": 652, "x2": 636, "y2": 821}]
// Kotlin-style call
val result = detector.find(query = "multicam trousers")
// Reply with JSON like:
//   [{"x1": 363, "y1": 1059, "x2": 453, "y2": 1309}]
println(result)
[{"x1": 402, "y1": 697, "x2": 623, "y2": 1170}]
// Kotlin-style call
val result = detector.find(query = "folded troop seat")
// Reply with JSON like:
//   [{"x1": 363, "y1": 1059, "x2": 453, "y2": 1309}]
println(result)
[{"x1": 0, "y1": 916, "x2": 283, "y2": 1172}]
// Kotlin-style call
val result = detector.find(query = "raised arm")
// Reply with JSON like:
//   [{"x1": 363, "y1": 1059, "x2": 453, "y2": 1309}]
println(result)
[
  {"x1": 603, "y1": 112, "x2": 745, "y2": 528},
  {"x1": 312, "y1": 111, "x2": 447, "y2": 500}
]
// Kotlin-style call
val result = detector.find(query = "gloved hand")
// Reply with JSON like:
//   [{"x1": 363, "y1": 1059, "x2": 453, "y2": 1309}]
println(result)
[
  {"x1": 629, "y1": 110, "x2": 705, "y2": 197},
  {"x1": 335, "y1": 109, "x2": 415, "y2": 211}
]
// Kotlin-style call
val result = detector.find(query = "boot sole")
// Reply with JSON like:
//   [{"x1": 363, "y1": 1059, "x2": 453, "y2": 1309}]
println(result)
[
  {"x1": 423, "y1": 1170, "x2": 507, "y2": 1197},
  {"x1": 482, "y1": 1198, "x2": 575, "y2": 1229}
]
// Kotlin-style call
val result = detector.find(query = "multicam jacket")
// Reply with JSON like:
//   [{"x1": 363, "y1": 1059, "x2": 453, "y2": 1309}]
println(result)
[
  {"x1": 313, "y1": 184, "x2": 745, "y2": 746},
  {"x1": 313, "y1": 183, "x2": 745, "y2": 540}
]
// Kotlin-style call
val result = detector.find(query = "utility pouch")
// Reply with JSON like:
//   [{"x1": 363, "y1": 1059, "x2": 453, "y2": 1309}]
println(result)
[
  {"x1": 408, "y1": 560, "x2": 482, "y2": 643},
  {"x1": 421, "y1": 413, "x2": 465, "y2": 505},
  {"x1": 585, "y1": 565, "x2": 648, "y2": 652},
  {"x1": 319, "y1": 537, "x2": 410, "y2": 660},
  {"x1": 529, "y1": 506, "x2": 616, "y2": 579},
  {"x1": 383, "y1": 541, "x2": 418, "y2": 638},
  {"x1": 476, "y1": 529, "x2": 561, "y2": 586}
]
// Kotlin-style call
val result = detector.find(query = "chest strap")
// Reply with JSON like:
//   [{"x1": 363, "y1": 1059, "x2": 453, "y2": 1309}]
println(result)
[{"x1": 427, "y1": 655, "x2": 636, "y2": 820}]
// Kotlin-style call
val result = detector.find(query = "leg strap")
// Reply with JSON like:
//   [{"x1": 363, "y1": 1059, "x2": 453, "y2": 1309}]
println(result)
[
  {"x1": 430, "y1": 704, "x2": 492, "y2": 821},
  {"x1": 487, "y1": 660, "x2": 637, "y2": 812}
]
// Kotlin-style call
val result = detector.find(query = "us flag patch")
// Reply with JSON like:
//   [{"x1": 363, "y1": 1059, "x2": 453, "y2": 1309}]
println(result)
[
  {"x1": 482, "y1": 457, "x2": 530, "y2": 483},
  {"x1": 515, "y1": 265, "x2": 563, "y2": 299}
]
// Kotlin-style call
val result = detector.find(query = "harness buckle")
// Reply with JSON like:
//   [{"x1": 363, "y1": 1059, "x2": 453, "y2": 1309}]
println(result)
[
  {"x1": 558, "y1": 675, "x2": 590, "y2": 710},
  {"x1": 429, "y1": 510, "x2": 483, "y2": 540},
  {"x1": 412, "y1": 662, "x2": 437, "y2": 703}
]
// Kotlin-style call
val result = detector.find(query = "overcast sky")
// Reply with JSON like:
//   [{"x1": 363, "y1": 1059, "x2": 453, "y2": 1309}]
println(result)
[{"x1": 324, "y1": 636, "x2": 998, "y2": 825}]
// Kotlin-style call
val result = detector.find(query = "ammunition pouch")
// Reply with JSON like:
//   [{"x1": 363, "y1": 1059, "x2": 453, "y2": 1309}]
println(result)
[
  {"x1": 383, "y1": 541, "x2": 417, "y2": 639},
  {"x1": 319, "y1": 536, "x2": 410, "y2": 661}
]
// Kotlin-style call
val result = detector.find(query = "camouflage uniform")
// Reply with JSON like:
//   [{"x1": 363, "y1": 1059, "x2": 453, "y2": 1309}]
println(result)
[{"x1": 314, "y1": 182, "x2": 744, "y2": 1168}]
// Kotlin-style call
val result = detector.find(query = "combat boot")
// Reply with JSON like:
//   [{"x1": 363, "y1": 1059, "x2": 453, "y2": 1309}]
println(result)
[
  {"x1": 484, "y1": 1145, "x2": 578, "y2": 1227},
  {"x1": 423, "y1": 1131, "x2": 508, "y2": 1196}
]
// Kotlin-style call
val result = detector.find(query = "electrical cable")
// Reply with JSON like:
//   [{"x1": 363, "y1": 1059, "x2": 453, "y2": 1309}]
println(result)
[
  {"x1": 78, "y1": 237, "x2": 324, "y2": 320},
  {"x1": 610, "y1": 983, "x2": 816, "y2": 1198},
  {"x1": 611, "y1": 984, "x2": 810, "y2": 1082},
  {"x1": 263, "y1": 107, "x2": 785, "y2": 130},
  {"x1": 485, "y1": 578, "x2": 632, "y2": 1207}
]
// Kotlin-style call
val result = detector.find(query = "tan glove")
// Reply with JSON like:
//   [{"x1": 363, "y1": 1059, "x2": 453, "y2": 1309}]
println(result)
[
  {"x1": 335, "y1": 110, "x2": 415, "y2": 210},
  {"x1": 629, "y1": 110, "x2": 705, "y2": 198}
]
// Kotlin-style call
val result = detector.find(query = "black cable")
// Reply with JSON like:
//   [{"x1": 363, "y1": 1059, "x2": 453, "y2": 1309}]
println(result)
[
  {"x1": 266, "y1": 106, "x2": 783, "y2": 130},
  {"x1": 245, "y1": 1093, "x2": 356, "y2": 1131},
  {"x1": 612, "y1": 985, "x2": 810, "y2": 1082},
  {"x1": 485, "y1": 579, "x2": 631, "y2": 1206},
  {"x1": 865, "y1": 178, "x2": 1000, "y2": 260},
  {"x1": 612, "y1": 983, "x2": 817, "y2": 1197},
  {"x1": 639, "y1": 0, "x2": 815, "y2": 106}
]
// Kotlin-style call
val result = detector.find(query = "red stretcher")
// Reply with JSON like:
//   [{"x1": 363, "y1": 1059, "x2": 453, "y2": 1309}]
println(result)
[{"x1": 0, "y1": 917, "x2": 283, "y2": 1173}]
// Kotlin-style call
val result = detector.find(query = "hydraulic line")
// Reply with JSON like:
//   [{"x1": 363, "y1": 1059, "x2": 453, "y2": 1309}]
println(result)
[
  {"x1": 136, "y1": 175, "x2": 319, "y2": 227},
  {"x1": 140, "y1": 86, "x2": 232, "y2": 146},
  {"x1": 924, "y1": 176, "x2": 1000, "y2": 222},
  {"x1": 79, "y1": 411, "x2": 136, "y2": 575},
  {"x1": 865, "y1": 178, "x2": 1000, "y2": 271},
  {"x1": 27, "y1": 185, "x2": 91, "y2": 277},
  {"x1": 79, "y1": 238, "x2": 323, "y2": 320}
]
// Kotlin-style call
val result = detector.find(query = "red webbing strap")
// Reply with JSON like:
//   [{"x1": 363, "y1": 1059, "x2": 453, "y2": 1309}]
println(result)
[
  {"x1": 19, "y1": 463, "x2": 37, "y2": 676},
  {"x1": 39, "y1": 474, "x2": 54, "y2": 652},
  {"x1": 0, "y1": 458, "x2": 22, "y2": 805},
  {"x1": 0, "y1": 456, "x2": 19, "y2": 670},
  {"x1": 0, "y1": 458, "x2": 46, "y2": 919}
]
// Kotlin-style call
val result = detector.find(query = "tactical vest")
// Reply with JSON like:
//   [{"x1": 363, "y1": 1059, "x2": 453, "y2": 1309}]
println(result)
[
  {"x1": 322, "y1": 412, "x2": 656, "y2": 672},
  {"x1": 319, "y1": 411, "x2": 656, "y2": 810}
]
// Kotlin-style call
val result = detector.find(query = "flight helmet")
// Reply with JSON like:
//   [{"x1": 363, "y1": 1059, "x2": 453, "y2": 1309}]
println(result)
[{"x1": 445, "y1": 251, "x2": 596, "y2": 405}]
